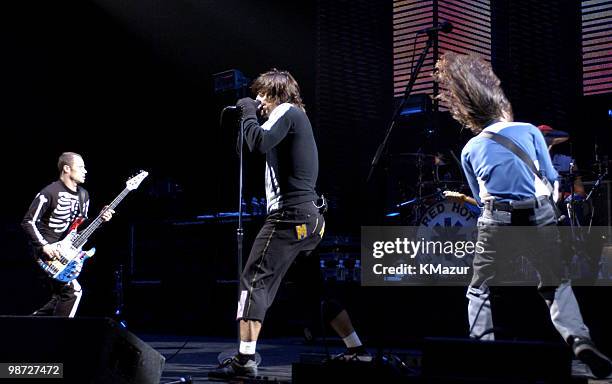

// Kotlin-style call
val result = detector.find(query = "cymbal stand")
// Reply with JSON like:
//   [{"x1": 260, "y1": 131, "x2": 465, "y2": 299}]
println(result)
[
  {"x1": 415, "y1": 152, "x2": 424, "y2": 223},
  {"x1": 411, "y1": 152, "x2": 436, "y2": 224},
  {"x1": 564, "y1": 162, "x2": 588, "y2": 272},
  {"x1": 566, "y1": 162, "x2": 579, "y2": 228},
  {"x1": 585, "y1": 169, "x2": 609, "y2": 231},
  {"x1": 434, "y1": 161, "x2": 440, "y2": 184},
  {"x1": 396, "y1": 191, "x2": 443, "y2": 223},
  {"x1": 582, "y1": 145, "x2": 609, "y2": 232}
]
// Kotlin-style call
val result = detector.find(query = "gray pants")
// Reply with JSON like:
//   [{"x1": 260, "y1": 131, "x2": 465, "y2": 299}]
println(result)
[{"x1": 467, "y1": 197, "x2": 590, "y2": 342}]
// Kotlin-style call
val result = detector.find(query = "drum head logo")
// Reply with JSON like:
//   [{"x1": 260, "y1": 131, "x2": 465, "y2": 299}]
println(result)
[
  {"x1": 419, "y1": 201, "x2": 478, "y2": 227},
  {"x1": 416, "y1": 201, "x2": 478, "y2": 265}
]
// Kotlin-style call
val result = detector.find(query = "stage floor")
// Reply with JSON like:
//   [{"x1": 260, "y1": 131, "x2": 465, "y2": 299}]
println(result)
[
  {"x1": 139, "y1": 334, "x2": 612, "y2": 383},
  {"x1": 143, "y1": 335, "x2": 304, "y2": 383}
]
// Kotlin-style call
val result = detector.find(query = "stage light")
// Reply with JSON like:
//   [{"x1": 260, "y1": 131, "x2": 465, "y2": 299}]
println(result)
[
  {"x1": 213, "y1": 69, "x2": 248, "y2": 93},
  {"x1": 397, "y1": 94, "x2": 431, "y2": 117}
]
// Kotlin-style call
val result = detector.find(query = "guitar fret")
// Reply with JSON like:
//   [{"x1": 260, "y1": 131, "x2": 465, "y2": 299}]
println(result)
[{"x1": 73, "y1": 188, "x2": 130, "y2": 248}]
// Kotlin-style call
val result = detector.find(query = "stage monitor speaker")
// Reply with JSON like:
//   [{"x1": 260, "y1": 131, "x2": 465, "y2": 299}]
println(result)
[
  {"x1": 422, "y1": 337, "x2": 573, "y2": 382},
  {"x1": 0, "y1": 316, "x2": 165, "y2": 384},
  {"x1": 292, "y1": 353, "x2": 412, "y2": 384}
]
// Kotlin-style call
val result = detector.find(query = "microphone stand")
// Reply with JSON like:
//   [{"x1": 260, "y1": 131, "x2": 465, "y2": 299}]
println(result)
[
  {"x1": 235, "y1": 118, "x2": 248, "y2": 346},
  {"x1": 237, "y1": 118, "x2": 245, "y2": 311},
  {"x1": 585, "y1": 171, "x2": 608, "y2": 203},
  {"x1": 366, "y1": 32, "x2": 435, "y2": 183},
  {"x1": 217, "y1": 110, "x2": 261, "y2": 365}
]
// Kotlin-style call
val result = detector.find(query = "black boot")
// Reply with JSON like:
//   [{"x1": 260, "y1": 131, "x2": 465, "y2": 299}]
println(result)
[{"x1": 572, "y1": 337, "x2": 612, "y2": 379}]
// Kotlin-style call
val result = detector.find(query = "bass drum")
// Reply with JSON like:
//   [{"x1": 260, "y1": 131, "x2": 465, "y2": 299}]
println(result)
[
  {"x1": 414, "y1": 200, "x2": 479, "y2": 272},
  {"x1": 417, "y1": 200, "x2": 480, "y2": 228}
]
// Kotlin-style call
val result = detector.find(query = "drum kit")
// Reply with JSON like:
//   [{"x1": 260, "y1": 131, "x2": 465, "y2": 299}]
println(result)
[
  {"x1": 535, "y1": 126, "x2": 610, "y2": 229},
  {"x1": 538, "y1": 126, "x2": 611, "y2": 282},
  {"x1": 383, "y1": 151, "x2": 478, "y2": 283},
  {"x1": 388, "y1": 151, "x2": 478, "y2": 228},
  {"x1": 386, "y1": 125, "x2": 611, "y2": 282},
  {"x1": 387, "y1": 127, "x2": 610, "y2": 227}
]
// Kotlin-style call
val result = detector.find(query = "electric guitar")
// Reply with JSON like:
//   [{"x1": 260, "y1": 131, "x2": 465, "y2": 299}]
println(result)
[
  {"x1": 37, "y1": 171, "x2": 148, "y2": 282},
  {"x1": 443, "y1": 190, "x2": 479, "y2": 207}
]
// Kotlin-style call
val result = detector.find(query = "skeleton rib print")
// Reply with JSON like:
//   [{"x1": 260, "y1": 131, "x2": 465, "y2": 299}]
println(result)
[{"x1": 49, "y1": 192, "x2": 81, "y2": 233}]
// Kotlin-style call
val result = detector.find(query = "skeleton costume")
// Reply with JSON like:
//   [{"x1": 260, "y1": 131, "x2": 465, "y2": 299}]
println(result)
[{"x1": 22, "y1": 180, "x2": 89, "y2": 317}]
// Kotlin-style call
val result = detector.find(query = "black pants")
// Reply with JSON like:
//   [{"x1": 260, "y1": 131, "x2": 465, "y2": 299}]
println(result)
[
  {"x1": 31, "y1": 257, "x2": 82, "y2": 317},
  {"x1": 237, "y1": 201, "x2": 325, "y2": 322}
]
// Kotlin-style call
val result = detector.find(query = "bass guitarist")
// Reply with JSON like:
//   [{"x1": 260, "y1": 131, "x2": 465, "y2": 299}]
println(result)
[{"x1": 21, "y1": 152, "x2": 113, "y2": 317}]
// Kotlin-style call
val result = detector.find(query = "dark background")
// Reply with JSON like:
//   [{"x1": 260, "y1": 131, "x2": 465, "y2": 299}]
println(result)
[{"x1": 2, "y1": 0, "x2": 611, "y2": 352}]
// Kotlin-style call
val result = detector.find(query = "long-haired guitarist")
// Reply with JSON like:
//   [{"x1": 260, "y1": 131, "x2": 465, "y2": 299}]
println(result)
[
  {"x1": 434, "y1": 52, "x2": 611, "y2": 378},
  {"x1": 21, "y1": 152, "x2": 113, "y2": 318}
]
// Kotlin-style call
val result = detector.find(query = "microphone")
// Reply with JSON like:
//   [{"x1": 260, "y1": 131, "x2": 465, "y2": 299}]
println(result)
[
  {"x1": 418, "y1": 21, "x2": 453, "y2": 34},
  {"x1": 224, "y1": 99, "x2": 261, "y2": 111}
]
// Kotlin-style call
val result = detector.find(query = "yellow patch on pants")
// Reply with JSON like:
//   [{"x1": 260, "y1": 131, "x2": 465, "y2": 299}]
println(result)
[{"x1": 295, "y1": 224, "x2": 307, "y2": 240}]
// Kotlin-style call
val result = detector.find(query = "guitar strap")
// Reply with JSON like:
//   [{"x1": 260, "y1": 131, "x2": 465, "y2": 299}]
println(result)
[
  {"x1": 480, "y1": 131, "x2": 554, "y2": 194},
  {"x1": 480, "y1": 130, "x2": 563, "y2": 221}
]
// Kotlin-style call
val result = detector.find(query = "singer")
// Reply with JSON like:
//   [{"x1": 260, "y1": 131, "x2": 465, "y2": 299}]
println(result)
[
  {"x1": 211, "y1": 69, "x2": 369, "y2": 379},
  {"x1": 433, "y1": 52, "x2": 612, "y2": 379}
]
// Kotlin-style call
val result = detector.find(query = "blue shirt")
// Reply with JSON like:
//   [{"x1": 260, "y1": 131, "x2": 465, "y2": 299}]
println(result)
[{"x1": 461, "y1": 122, "x2": 558, "y2": 205}]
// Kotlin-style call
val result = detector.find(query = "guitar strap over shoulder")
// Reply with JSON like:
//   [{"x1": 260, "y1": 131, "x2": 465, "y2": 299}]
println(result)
[
  {"x1": 480, "y1": 130, "x2": 564, "y2": 221},
  {"x1": 480, "y1": 131, "x2": 555, "y2": 195}
]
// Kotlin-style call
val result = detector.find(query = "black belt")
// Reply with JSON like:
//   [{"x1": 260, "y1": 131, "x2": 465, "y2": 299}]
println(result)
[
  {"x1": 491, "y1": 201, "x2": 512, "y2": 212},
  {"x1": 488, "y1": 196, "x2": 550, "y2": 212}
]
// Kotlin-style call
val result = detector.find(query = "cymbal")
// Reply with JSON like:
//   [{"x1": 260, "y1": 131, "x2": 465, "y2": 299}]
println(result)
[
  {"x1": 541, "y1": 128, "x2": 570, "y2": 146},
  {"x1": 420, "y1": 180, "x2": 464, "y2": 186},
  {"x1": 557, "y1": 169, "x2": 597, "y2": 178},
  {"x1": 546, "y1": 136, "x2": 569, "y2": 146},
  {"x1": 391, "y1": 152, "x2": 436, "y2": 159}
]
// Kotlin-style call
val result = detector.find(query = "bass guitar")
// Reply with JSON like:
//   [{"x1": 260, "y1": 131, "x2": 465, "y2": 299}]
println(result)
[{"x1": 37, "y1": 171, "x2": 148, "y2": 282}]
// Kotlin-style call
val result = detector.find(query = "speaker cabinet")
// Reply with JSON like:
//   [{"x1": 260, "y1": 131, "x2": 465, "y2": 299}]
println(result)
[
  {"x1": 422, "y1": 337, "x2": 572, "y2": 382},
  {"x1": 0, "y1": 316, "x2": 165, "y2": 384}
]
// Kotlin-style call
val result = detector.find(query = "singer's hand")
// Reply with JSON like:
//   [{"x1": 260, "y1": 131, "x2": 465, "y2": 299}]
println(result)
[
  {"x1": 255, "y1": 94, "x2": 265, "y2": 112},
  {"x1": 236, "y1": 97, "x2": 258, "y2": 118}
]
